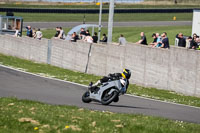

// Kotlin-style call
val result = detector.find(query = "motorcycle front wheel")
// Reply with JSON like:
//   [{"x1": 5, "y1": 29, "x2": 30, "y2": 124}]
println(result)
[
  {"x1": 82, "y1": 91, "x2": 92, "y2": 103},
  {"x1": 101, "y1": 90, "x2": 118, "y2": 105}
]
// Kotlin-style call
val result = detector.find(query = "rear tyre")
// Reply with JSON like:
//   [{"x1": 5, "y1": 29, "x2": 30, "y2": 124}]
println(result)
[
  {"x1": 101, "y1": 90, "x2": 118, "y2": 105},
  {"x1": 82, "y1": 91, "x2": 92, "y2": 103}
]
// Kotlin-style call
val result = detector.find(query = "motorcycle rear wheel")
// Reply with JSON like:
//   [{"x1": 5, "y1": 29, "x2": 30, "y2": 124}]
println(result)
[
  {"x1": 82, "y1": 91, "x2": 92, "y2": 103},
  {"x1": 101, "y1": 90, "x2": 118, "y2": 105}
]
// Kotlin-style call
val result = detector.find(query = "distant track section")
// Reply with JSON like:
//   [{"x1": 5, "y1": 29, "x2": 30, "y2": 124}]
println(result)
[{"x1": 0, "y1": 8, "x2": 198, "y2": 14}]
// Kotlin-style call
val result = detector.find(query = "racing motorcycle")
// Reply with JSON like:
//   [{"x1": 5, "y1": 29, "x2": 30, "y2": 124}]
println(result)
[{"x1": 82, "y1": 79, "x2": 125, "y2": 105}]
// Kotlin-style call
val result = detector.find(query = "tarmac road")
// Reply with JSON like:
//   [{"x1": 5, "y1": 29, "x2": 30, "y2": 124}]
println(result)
[
  {"x1": 0, "y1": 65, "x2": 200, "y2": 124},
  {"x1": 24, "y1": 21, "x2": 192, "y2": 29}
]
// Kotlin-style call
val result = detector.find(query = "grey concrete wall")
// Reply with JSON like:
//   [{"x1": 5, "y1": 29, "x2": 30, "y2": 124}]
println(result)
[
  {"x1": 0, "y1": 35, "x2": 48, "y2": 63},
  {"x1": 0, "y1": 35, "x2": 200, "y2": 97}
]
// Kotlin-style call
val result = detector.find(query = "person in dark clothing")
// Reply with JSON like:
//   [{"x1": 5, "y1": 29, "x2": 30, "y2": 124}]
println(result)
[
  {"x1": 136, "y1": 32, "x2": 147, "y2": 45},
  {"x1": 71, "y1": 32, "x2": 79, "y2": 42},
  {"x1": 189, "y1": 33, "x2": 199, "y2": 49},
  {"x1": 100, "y1": 33, "x2": 107, "y2": 43},
  {"x1": 54, "y1": 27, "x2": 60, "y2": 38},
  {"x1": 92, "y1": 32, "x2": 98, "y2": 43},
  {"x1": 176, "y1": 33, "x2": 186, "y2": 47},
  {"x1": 80, "y1": 28, "x2": 86, "y2": 39},
  {"x1": 160, "y1": 32, "x2": 170, "y2": 49},
  {"x1": 85, "y1": 30, "x2": 91, "y2": 36},
  {"x1": 150, "y1": 33, "x2": 157, "y2": 47}
]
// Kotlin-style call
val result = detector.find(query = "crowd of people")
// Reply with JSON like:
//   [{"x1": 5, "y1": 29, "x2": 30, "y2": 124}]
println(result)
[
  {"x1": 136, "y1": 32, "x2": 170, "y2": 49},
  {"x1": 25, "y1": 26, "x2": 43, "y2": 40},
  {"x1": 23, "y1": 25, "x2": 200, "y2": 50},
  {"x1": 70, "y1": 28, "x2": 108, "y2": 44},
  {"x1": 135, "y1": 31, "x2": 200, "y2": 50}
]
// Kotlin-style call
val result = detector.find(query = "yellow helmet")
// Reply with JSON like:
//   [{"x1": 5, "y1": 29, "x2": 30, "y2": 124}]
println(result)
[{"x1": 121, "y1": 69, "x2": 131, "y2": 79}]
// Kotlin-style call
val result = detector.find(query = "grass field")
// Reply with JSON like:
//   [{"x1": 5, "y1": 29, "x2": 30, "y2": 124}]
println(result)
[
  {"x1": 1, "y1": 97, "x2": 200, "y2": 133},
  {"x1": 1, "y1": 53, "x2": 200, "y2": 107},
  {"x1": 39, "y1": 25, "x2": 192, "y2": 45},
  {"x1": 0, "y1": 12, "x2": 193, "y2": 22},
  {"x1": 0, "y1": 2, "x2": 200, "y2": 9}
]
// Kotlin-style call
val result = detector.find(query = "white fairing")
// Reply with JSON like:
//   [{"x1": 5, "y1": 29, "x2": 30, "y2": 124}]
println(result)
[{"x1": 89, "y1": 79, "x2": 128, "y2": 102}]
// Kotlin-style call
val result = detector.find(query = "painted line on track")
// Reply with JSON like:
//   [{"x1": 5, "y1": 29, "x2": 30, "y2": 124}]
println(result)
[{"x1": 1, "y1": 64, "x2": 200, "y2": 109}]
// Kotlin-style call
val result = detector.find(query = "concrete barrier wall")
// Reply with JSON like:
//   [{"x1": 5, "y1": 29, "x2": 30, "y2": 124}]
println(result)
[
  {"x1": 0, "y1": 35, "x2": 200, "y2": 97},
  {"x1": 0, "y1": 35, "x2": 48, "y2": 63}
]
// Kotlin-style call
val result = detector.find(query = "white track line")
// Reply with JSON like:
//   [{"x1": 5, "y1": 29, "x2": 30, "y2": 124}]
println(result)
[{"x1": 0, "y1": 64, "x2": 200, "y2": 109}]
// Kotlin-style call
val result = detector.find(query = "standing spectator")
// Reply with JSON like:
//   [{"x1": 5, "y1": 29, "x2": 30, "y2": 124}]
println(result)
[
  {"x1": 54, "y1": 27, "x2": 60, "y2": 39},
  {"x1": 100, "y1": 33, "x2": 107, "y2": 43},
  {"x1": 80, "y1": 28, "x2": 86, "y2": 39},
  {"x1": 84, "y1": 35, "x2": 93, "y2": 43},
  {"x1": 85, "y1": 30, "x2": 90, "y2": 36},
  {"x1": 59, "y1": 27, "x2": 65, "y2": 40},
  {"x1": 92, "y1": 32, "x2": 98, "y2": 43},
  {"x1": 32, "y1": 28, "x2": 37, "y2": 38},
  {"x1": 71, "y1": 32, "x2": 79, "y2": 42},
  {"x1": 155, "y1": 33, "x2": 162, "y2": 47},
  {"x1": 14, "y1": 28, "x2": 20, "y2": 37},
  {"x1": 26, "y1": 26, "x2": 33, "y2": 37},
  {"x1": 136, "y1": 32, "x2": 147, "y2": 45},
  {"x1": 189, "y1": 33, "x2": 199, "y2": 49},
  {"x1": 118, "y1": 34, "x2": 126, "y2": 45},
  {"x1": 35, "y1": 28, "x2": 43, "y2": 40},
  {"x1": 176, "y1": 33, "x2": 186, "y2": 47},
  {"x1": 160, "y1": 32, "x2": 170, "y2": 49},
  {"x1": 150, "y1": 33, "x2": 157, "y2": 47}
]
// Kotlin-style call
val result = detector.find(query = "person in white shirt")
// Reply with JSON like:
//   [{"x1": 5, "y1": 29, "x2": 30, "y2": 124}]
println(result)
[{"x1": 36, "y1": 28, "x2": 43, "y2": 40}]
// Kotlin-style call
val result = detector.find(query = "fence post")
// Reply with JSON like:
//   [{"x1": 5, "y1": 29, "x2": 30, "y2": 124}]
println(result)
[{"x1": 47, "y1": 40, "x2": 52, "y2": 64}]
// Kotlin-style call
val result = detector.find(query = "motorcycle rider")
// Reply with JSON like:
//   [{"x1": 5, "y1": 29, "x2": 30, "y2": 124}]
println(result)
[{"x1": 89, "y1": 69, "x2": 131, "y2": 94}]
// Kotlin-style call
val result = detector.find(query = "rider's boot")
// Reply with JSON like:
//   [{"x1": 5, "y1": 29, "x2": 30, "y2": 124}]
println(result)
[
  {"x1": 93, "y1": 80, "x2": 101, "y2": 86},
  {"x1": 89, "y1": 80, "x2": 101, "y2": 92}
]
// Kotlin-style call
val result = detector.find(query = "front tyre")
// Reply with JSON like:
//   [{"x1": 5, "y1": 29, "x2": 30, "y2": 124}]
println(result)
[
  {"x1": 101, "y1": 90, "x2": 118, "y2": 105},
  {"x1": 82, "y1": 91, "x2": 92, "y2": 103}
]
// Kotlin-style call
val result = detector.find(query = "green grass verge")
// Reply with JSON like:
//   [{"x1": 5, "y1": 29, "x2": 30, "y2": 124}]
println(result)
[
  {"x1": 1, "y1": 3, "x2": 200, "y2": 9},
  {"x1": 0, "y1": 12, "x2": 193, "y2": 22},
  {"x1": 0, "y1": 53, "x2": 200, "y2": 107},
  {"x1": 38, "y1": 26, "x2": 192, "y2": 45},
  {"x1": 1, "y1": 97, "x2": 200, "y2": 133}
]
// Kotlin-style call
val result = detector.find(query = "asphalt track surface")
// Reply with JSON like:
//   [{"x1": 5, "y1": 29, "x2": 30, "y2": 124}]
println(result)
[
  {"x1": 0, "y1": 65, "x2": 200, "y2": 124},
  {"x1": 24, "y1": 21, "x2": 192, "y2": 29}
]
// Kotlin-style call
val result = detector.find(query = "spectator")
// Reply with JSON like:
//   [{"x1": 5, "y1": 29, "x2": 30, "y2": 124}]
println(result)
[
  {"x1": 153, "y1": 33, "x2": 162, "y2": 47},
  {"x1": 80, "y1": 28, "x2": 86, "y2": 39},
  {"x1": 54, "y1": 27, "x2": 60, "y2": 39},
  {"x1": 84, "y1": 35, "x2": 93, "y2": 43},
  {"x1": 176, "y1": 33, "x2": 186, "y2": 47},
  {"x1": 118, "y1": 34, "x2": 126, "y2": 45},
  {"x1": 71, "y1": 32, "x2": 79, "y2": 42},
  {"x1": 35, "y1": 28, "x2": 43, "y2": 40},
  {"x1": 59, "y1": 27, "x2": 66, "y2": 40},
  {"x1": 189, "y1": 33, "x2": 199, "y2": 49},
  {"x1": 32, "y1": 28, "x2": 36, "y2": 38},
  {"x1": 160, "y1": 32, "x2": 170, "y2": 49},
  {"x1": 14, "y1": 28, "x2": 20, "y2": 37},
  {"x1": 150, "y1": 33, "x2": 157, "y2": 47},
  {"x1": 85, "y1": 30, "x2": 91, "y2": 36},
  {"x1": 136, "y1": 32, "x2": 147, "y2": 45},
  {"x1": 26, "y1": 26, "x2": 33, "y2": 37},
  {"x1": 92, "y1": 32, "x2": 98, "y2": 43},
  {"x1": 100, "y1": 33, "x2": 107, "y2": 43}
]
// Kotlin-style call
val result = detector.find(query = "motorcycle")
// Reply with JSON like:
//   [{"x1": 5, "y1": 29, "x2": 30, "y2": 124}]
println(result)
[{"x1": 82, "y1": 79, "x2": 124, "y2": 105}]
